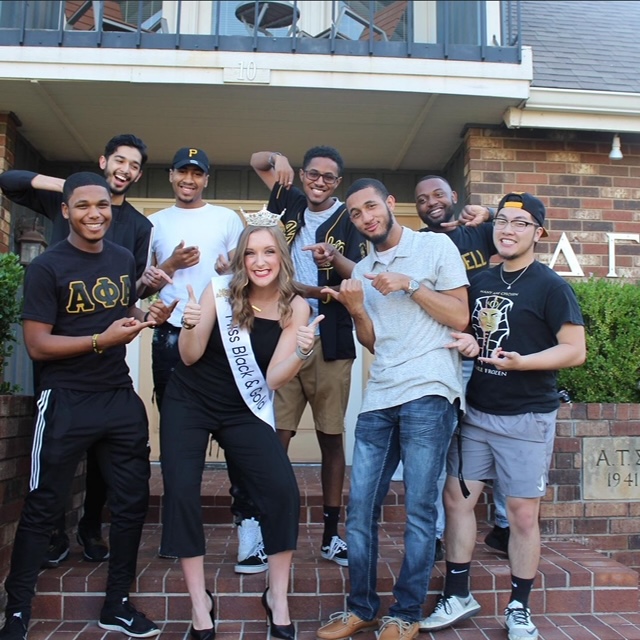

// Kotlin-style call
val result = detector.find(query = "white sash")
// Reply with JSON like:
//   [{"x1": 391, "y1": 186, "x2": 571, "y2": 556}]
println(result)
[{"x1": 211, "y1": 275, "x2": 275, "y2": 430}]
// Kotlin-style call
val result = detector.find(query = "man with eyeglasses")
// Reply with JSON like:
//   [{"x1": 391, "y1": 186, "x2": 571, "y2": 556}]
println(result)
[
  {"x1": 421, "y1": 192, "x2": 585, "y2": 640},
  {"x1": 250, "y1": 146, "x2": 367, "y2": 567},
  {"x1": 413, "y1": 175, "x2": 511, "y2": 562}
]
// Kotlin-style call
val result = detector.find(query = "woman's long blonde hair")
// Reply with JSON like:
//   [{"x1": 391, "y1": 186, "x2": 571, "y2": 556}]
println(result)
[{"x1": 229, "y1": 225, "x2": 297, "y2": 331}]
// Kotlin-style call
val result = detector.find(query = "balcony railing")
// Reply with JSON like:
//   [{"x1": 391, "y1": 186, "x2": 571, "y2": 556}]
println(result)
[{"x1": 0, "y1": 1, "x2": 521, "y2": 63}]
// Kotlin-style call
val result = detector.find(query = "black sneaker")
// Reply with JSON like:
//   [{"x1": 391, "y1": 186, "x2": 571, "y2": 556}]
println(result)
[
  {"x1": 434, "y1": 538, "x2": 444, "y2": 562},
  {"x1": 321, "y1": 535, "x2": 348, "y2": 567},
  {"x1": 99, "y1": 596, "x2": 160, "y2": 638},
  {"x1": 0, "y1": 612, "x2": 28, "y2": 640},
  {"x1": 235, "y1": 540, "x2": 268, "y2": 574},
  {"x1": 484, "y1": 524, "x2": 510, "y2": 555},
  {"x1": 77, "y1": 529, "x2": 109, "y2": 562},
  {"x1": 41, "y1": 530, "x2": 70, "y2": 569}
]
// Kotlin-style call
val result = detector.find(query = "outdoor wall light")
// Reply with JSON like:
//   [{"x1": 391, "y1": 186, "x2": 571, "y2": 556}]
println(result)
[
  {"x1": 16, "y1": 223, "x2": 48, "y2": 265},
  {"x1": 609, "y1": 133, "x2": 623, "y2": 160}
]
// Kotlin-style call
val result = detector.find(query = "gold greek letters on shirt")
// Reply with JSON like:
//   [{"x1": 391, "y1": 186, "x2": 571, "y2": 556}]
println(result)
[
  {"x1": 66, "y1": 275, "x2": 131, "y2": 314},
  {"x1": 284, "y1": 220, "x2": 297, "y2": 246},
  {"x1": 461, "y1": 249, "x2": 488, "y2": 271}
]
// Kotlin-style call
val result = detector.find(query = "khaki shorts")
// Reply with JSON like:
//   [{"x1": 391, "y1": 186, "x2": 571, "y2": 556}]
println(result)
[
  {"x1": 275, "y1": 337, "x2": 353, "y2": 435},
  {"x1": 446, "y1": 405, "x2": 557, "y2": 498}
]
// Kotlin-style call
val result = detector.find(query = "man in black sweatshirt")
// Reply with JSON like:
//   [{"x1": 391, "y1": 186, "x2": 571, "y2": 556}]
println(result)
[{"x1": 0, "y1": 134, "x2": 154, "y2": 567}]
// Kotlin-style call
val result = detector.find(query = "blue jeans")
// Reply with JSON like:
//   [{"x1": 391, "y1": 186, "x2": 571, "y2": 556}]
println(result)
[{"x1": 346, "y1": 395, "x2": 458, "y2": 622}]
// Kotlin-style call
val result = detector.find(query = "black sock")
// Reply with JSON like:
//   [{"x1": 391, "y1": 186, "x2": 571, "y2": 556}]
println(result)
[
  {"x1": 322, "y1": 505, "x2": 340, "y2": 546},
  {"x1": 443, "y1": 561, "x2": 471, "y2": 598},
  {"x1": 509, "y1": 575, "x2": 534, "y2": 608}
]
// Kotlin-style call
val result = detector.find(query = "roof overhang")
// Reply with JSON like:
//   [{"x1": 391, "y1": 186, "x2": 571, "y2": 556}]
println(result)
[
  {"x1": 504, "y1": 87, "x2": 640, "y2": 133},
  {"x1": 0, "y1": 45, "x2": 533, "y2": 170}
]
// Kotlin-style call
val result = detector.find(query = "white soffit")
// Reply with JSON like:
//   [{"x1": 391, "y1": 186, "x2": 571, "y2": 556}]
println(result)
[
  {"x1": 505, "y1": 87, "x2": 640, "y2": 133},
  {"x1": 0, "y1": 45, "x2": 533, "y2": 100}
]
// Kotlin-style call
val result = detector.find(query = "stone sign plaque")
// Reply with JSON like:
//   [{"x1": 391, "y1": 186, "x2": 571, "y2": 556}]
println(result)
[{"x1": 583, "y1": 437, "x2": 640, "y2": 500}]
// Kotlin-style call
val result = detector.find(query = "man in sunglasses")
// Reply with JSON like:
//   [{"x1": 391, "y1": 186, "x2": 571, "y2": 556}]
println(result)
[
  {"x1": 250, "y1": 146, "x2": 367, "y2": 567},
  {"x1": 421, "y1": 192, "x2": 585, "y2": 640}
]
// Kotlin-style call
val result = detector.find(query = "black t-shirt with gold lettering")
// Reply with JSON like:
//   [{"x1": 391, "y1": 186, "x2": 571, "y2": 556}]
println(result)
[
  {"x1": 22, "y1": 239, "x2": 136, "y2": 391},
  {"x1": 420, "y1": 222, "x2": 496, "y2": 281}
]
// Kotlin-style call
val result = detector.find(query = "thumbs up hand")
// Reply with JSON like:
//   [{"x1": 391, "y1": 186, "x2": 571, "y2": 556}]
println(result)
[
  {"x1": 296, "y1": 314, "x2": 325, "y2": 356},
  {"x1": 181, "y1": 284, "x2": 201, "y2": 329}
]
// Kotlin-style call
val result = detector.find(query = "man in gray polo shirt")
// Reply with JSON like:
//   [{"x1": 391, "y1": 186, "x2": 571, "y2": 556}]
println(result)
[{"x1": 316, "y1": 178, "x2": 472, "y2": 640}]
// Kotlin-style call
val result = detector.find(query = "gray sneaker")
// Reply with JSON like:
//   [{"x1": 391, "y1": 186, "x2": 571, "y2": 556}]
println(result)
[
  {"x1": 505, "y1": 600, "x2": 538, "y2": 640},
  {"x1": 419, "y1": 593, "x2": 481, "y2": 631}
]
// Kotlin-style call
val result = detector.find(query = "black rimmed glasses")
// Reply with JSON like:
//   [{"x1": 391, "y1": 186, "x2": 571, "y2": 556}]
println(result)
[
  {"x1": 493, "y1": 217, "x2": 539, "y2": 232},
  {"x1": 303, "y1": 170, "x2": 340, "y2": 186}
]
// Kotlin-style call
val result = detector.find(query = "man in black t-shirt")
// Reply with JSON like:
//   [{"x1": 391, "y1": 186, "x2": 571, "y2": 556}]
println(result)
[
  {"x1": 250, "y1": 146, "x2": 367, "y2": 567},
  {"x1": 421, "y1": 193, "x2": 585, "y2": 640},
  {"x1": 0, "y1": 134, "x2": 155, "y2": 567},
  {"x1": 0, "y1": 172, "x2": 172, "y2": 640},
  {"x1": 414, "y1": 175, "x2": 511, "y2": 559},
  {"x1": 415, "y1": 175, "x2": 495, "y2": 278}
]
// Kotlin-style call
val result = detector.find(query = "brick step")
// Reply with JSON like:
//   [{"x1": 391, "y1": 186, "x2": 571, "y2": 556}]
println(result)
[
  {"x1": 30, "y1": 522, "x2": 638, "y2": 627},
  {"x1": 145, "y1": 463, "x2": 496, "y2": 526}
]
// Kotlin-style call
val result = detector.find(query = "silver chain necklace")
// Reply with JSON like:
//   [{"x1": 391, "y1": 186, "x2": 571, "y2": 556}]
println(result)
[{"x1": 499, "y1": 263, "x2": 530, "y2": 289}]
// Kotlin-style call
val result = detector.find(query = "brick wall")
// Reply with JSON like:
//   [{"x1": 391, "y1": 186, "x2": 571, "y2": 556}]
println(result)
[
  {"x1": 0, "y1": 112, "x2": 19, "y2": 254},
  {"x1": 0, "y1": 396, "x2": 33, "y2": 610},
  {"x1": 464, "y1": 127, "x2": 640, "y2": 280},
  {"x1": 540, "y1": 403, "x2": 640, "y2": 571}
]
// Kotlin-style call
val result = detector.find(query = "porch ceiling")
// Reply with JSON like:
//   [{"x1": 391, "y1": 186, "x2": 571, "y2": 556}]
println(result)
[{"x1": 0, "y1": 78, "x2": 519, "y2": 171}]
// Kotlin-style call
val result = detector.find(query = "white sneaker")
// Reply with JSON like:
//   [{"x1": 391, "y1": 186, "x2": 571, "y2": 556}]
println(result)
[
  {"x1": 321, "y1": 535, "x2": 348, "y2": 566},
  {"x1": 505, "y1": 600, "x2": 538, "y2": 640},
  {"x1": 237, "y1": 517, "x2": 261, "y2": 560},
  {"x1": 419, "y1": 593, "x2": 481, "y2": 631},
  {"x1": 235, "y1": 517, "x2": 268, "y2": 574},
  {"x1": 391, "y1": 461, "x2": 404, "y2": 481}
]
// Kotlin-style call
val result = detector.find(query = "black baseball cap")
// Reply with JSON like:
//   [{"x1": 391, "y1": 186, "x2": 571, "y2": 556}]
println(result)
[
  {"x1": 171, "y1": 147, "x2": 210, "y2": 173},
  {"x1": 497, "y1": 192, "x2": 548, "y2": 237}
]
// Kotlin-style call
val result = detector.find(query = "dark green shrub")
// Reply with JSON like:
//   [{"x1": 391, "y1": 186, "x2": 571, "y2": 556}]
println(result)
[
  {"x1": 0, "y1": 252, "x2": 24, "y2": 394},
  {"x1": 557, "y1": 278, "x2": 640, "y2": 403}
]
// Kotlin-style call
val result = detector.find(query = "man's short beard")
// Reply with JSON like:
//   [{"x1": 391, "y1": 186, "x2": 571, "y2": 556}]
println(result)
[
  {"x1": 368, "y1": 206, "x2": 395, "y2": 247},
  {"x1": 423, "y1": 204, "x2": 455, "y2": 230}
]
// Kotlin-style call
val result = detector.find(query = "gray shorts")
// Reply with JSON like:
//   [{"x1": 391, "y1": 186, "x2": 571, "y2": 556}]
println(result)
[{"x1": 446, "y1": 405, "x2": 557, "y2": 498}]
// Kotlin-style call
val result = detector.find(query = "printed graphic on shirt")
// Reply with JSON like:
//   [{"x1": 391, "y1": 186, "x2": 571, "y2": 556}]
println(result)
[
  {"x1": 66, "y1": 275, "x2": 131, "y2": 314},
  {"x1": 284, "y1": 220, "x2": 297, "y2": 245},
  {"x1": 472, "y1": 293, "x2": 514, "y2": 361}
]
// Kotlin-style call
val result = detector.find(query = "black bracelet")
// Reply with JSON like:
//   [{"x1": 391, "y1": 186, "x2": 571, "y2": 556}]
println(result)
[{"x1": 143, "y1": 311, "x2": 150, "y2": 322}]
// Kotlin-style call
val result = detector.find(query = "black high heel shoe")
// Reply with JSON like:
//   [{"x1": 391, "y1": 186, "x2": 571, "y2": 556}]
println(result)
[
  {"x1": 261, "y1": 588, "x2": 295, "y2": 640},
  {"x1": 189, "y1": 589, "x2": 216, "y2": 640}
]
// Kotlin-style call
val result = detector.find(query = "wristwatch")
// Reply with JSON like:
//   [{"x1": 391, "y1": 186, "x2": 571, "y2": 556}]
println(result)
[{"x1": 406, "y1": 279, "x2": 420, "y2": 297}]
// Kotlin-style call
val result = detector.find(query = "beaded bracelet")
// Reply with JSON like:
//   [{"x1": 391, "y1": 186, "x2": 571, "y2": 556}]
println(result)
[{"x1": 92, "y1": 333, "x2": 103, "y2": 354}]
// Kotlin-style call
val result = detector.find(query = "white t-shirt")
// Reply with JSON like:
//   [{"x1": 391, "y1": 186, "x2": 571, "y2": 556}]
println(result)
[
  {"x1": 149, "y1": 203, "x2": 244, "y2": 326},
  {"x1": 291, "y1": 199, "x2": 342, "y2": 323}
]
